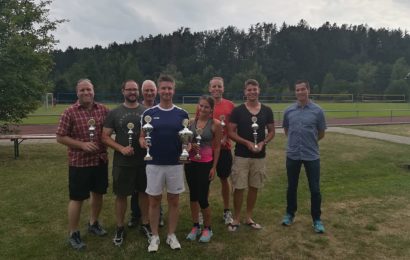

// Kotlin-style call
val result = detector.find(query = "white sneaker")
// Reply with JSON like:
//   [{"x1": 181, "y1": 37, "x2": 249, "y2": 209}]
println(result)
[
  {"x1": 166, "y1": 233, "x2": 181, "y2": 250},
  {"x1": 223, "y1": 210, "x2": 233, "y2": 225},
  {"x1": 148, "y1": 235, "x2": 160, "y2": 252}
]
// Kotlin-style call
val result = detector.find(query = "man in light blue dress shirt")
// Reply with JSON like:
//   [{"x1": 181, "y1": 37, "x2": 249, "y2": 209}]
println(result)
[{"x1": 281, "y1": 80, "x2": 327, "y2": 233}]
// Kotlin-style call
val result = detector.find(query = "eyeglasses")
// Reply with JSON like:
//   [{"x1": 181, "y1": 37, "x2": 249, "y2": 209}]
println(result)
[{"x1": 124, "y1": 88, "x2": 138, "y2": 92}]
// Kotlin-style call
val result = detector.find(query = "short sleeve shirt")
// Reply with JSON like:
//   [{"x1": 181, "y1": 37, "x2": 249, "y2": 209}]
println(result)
[
  {"x1": 104, "y1": 104, "x2": 146, "y2": 167},
  {"x1": 213, "y1": 98, "x2": 235, "y2": 150},
  {"x1": 56, "y1": 101, "x2": 109, "y2": 167},
  {"x1": 141, "y1": 105, "x2": 189, "y2": 165},
  {"x1": 230, "y1": 103, "x2": 274, "y2": 158},
  {"x1": 283, "y1": 101, "x2": 326, "y2": 161}
]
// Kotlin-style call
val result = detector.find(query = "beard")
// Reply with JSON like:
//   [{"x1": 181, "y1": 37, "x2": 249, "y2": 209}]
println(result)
[{"x1": 125, "y1": 95, "x2": 138, "y2": 103}]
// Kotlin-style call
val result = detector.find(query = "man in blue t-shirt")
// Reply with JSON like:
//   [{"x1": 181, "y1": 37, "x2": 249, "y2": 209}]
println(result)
[
  {"x1": 140, "y1": 75, "x2": 188, "y2": 252},
  {"x1": 281, "y1": 80, "x2": 327, "y2": 234}
]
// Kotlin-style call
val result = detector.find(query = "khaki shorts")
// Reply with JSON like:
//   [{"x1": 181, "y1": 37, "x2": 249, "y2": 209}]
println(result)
[{"x1": 231, "y1": 156, "x2": 266, "y2": 189}]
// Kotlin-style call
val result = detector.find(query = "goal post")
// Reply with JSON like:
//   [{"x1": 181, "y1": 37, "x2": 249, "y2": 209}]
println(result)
[
  {"x1": 360, "y1": 94, "x2": 406, "y2": 103},
  {"x1": 182, "y1": 95, "x2": 201, "y2": 104},
  {"x1": 309, "y1": 94, "x2": 354, "y2": 102},
  {"x1": 44, "y1": 93, "x2": 54, "y2": 109}
]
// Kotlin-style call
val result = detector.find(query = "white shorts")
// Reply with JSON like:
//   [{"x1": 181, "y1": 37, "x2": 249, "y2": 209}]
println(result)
[{"x1": 145, "y1": 164, "x2": 185, "y2": 196}]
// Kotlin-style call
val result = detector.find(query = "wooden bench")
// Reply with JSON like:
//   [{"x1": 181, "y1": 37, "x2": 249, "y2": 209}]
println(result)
[{"x1": 0, "y1": 134, "x2": 56, "y2": 159}]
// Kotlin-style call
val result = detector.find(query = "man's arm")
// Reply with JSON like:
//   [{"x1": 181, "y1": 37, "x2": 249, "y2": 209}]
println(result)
[
  {"x1": 284, "y1": 128, "x2": 288, "y2": 137},
  {"x1": 56, "y1": 134, "x2": 98, "y2": 152},
  {"x1": 227, "y1": 122, "x2": 255, "y2": 152},
  {"x1": 101, "y1": 127, "x2": 134, "y2": 156},
  {"x1": 318, "y1": 130, "x2": 325, "y2": 141},
  {"x1": 258, "y1": 122, "x2": 275, "y2": 148}
]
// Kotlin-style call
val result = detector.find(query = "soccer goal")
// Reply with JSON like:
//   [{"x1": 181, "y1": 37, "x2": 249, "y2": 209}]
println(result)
[
  {"x1": 44, "y1": 93, "x2": 54, "y2": 109},
  {"x1": 309, "y1": 94, "x2": 354, "y2": 102},
  {"x1": 182, "y1": 95, "x2": 201, "y2": 104},
  {"x1": 243, "y1": 95, "x2": 277, "y2": 103},
  {"x1": 360, "y1": 94, "x2": 406, "y2": 103}
]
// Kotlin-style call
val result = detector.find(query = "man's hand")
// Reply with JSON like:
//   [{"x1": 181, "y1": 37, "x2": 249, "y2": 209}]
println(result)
[
  {"x1": 120, "y1": 146, "x2": 134, "y2": 156},
  {"x1": 81, "y1": 142, "x2": 99, "y2": 153}
]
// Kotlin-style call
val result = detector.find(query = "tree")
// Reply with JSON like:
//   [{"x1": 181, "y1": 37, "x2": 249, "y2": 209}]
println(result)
[{"x1": 0, "y1": 0, "x2": 62, "y2": 131}]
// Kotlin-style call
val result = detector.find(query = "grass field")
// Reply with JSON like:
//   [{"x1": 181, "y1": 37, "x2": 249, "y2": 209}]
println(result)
[
  {"x1": 348, "y1": 124, "x2": 410, "y2": 137},
  {"x1": 1, "y1": 131, "x2": 410, "y2": 259},
  {"x1": 18, "y1": 102, "x2": 410, "y2": 125}
]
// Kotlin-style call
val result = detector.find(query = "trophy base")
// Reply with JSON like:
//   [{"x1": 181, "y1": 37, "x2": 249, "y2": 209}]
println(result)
[
  {"x1": 179, "y1": 156, "x2": 190, "y2": 163},
  {"x1": 144, "y1": 156, "x2": 153, "y2": 161}
]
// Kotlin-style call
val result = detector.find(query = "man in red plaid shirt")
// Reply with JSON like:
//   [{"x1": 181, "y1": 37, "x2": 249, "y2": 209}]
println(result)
[{"x1": 56, "y1": 79, "x2": 109, "y2": 250}]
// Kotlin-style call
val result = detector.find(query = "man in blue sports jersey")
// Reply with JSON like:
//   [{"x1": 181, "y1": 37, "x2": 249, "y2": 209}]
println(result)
[{"x1": 139, "y1": 74, "x2": 188, "y2": 252}]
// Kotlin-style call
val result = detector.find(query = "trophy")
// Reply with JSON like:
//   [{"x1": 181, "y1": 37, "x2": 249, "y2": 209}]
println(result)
[
  {"x1": 219, "y1": 115, "x2": 226, "y2": 128},
  {"x1": 179, "y1": 119, "x2": 193, "y2": 162},
  {"x1": 251, "y1": 116, "x2": 259, "y2": 150},
  {"x1": 194, "y1": 128, "x2": 203, "y2": 160},
  {"x1": 88, "y1": 118, "x2": 96, "y2": 142},
  {"x1": 127, "y1": 122, "x2": 134, "y2": 146},
  {"x1": 142, "y1": 115, "x2": 153, "y2": 161}
]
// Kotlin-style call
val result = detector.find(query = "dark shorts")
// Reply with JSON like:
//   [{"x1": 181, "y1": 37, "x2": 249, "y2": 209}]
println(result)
[
  {"x1": 112, "y1": 164, "x2": 147, "y2": 196},
  {"x1": 69, "y1": 162, "x2": 108, "y2": 201},
  {"x1": 217, "y1": 149, "x2": 233, "y2": 179}
]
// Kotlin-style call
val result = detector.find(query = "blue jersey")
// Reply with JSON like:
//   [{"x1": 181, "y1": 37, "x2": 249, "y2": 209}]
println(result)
[{"x1": 141, "y1": 105, "x2": 189, "y2": 165}]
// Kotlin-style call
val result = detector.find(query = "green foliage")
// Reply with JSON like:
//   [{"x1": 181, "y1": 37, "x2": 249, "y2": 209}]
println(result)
[{"x1": 0, "y1": 0, "x2": 62, "y2": 129}]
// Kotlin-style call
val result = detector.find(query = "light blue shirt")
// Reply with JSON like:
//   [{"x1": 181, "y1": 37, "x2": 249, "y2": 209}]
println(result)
[{"x1": 283, "y1": 101, "x2": 326, "y2": 161}]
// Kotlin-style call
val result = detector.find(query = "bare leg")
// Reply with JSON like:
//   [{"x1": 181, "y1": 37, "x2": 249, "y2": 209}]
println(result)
[
  {"x1": 89, "y1": 192, "x2": 103, "y2": 224},
  {"x1": 190, "y1": 201, "x2": 200, "y2": 223},
  {"x1": 149, "y1": 195, "x2": 161, "y2": 236},
  {"x1": 232, "y1": 188, "x2": 244, "y2": 225},
  {"x1": 115, "y1": 196, "x2": 127, "y2": 227},
  {"x1": 246, "y1": 186, "x2": 258, "y2": 222},
  {"x1": 68, "y1": 200, "x2": 83, "y2": 233},
  {"x1": 139, "y1": 192, "x2": 149, "y2": 225},
  {"x1": 167, "y1": 193, "x2": 179, "y2": 235},
  {"x1": 202, "y1": 207, "x2": 211, "y2": 227},
  {"x1": 220, "y1": 178, "x2": 231, "y2": 209}
]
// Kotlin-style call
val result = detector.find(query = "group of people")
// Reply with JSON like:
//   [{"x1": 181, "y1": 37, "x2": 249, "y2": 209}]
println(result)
[{"x1": 56, "y1": 75, "x2": 326, "y2": 253}]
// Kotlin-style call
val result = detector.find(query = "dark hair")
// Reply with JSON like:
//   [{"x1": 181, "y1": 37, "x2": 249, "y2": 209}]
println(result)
[
  {"x1": 209, "y1": 76, "x2": 224, "y2": 86},
  {"x1": 195, "y1": 95, "x2": 215, "y2": 120},
  {"x1": 121, "y1": 80, "x2": 138, "y2": 90},
  {"x1": 157, "y1": 74, "x2": 175, "y2": 86},
  {"x1": 295, "y1": 80, "x2": 310, "y2": 89},
  {"x1": 244, "y1": 79, "x2": 259, "y2": 89}
]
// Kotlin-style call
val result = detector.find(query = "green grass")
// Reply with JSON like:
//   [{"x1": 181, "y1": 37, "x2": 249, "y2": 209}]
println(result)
[
  {"x1": 348, "y1": 124, "x2": 410, "y2": 137},
  {"x1": 1, "y1": 131, "x2": 410, "y2": 259},
  {"x1": 18, "y1": 102, "x2": 410, "y2": 125}
]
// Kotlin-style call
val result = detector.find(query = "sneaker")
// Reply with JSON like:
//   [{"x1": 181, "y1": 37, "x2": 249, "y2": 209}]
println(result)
[
  {"x1": 199, "y1": 228, "x2": 213, "y2": 243},
  {"x1": 313, "y1": 220, "x2": 325, "y2": 233},
  {"x1": 282, "y1": 214, "x2": 294, "y2": 226},
  {"x1": 140, "y1": 224, "x2": 152, "y2": 239},
  {"x1": 88, "y1": 221, "x2": 107, "y2": 236},
  {"x1": 148, "y1": 235, "x2": 160, "y2": 253},
  {"x1": 128, "y1": 216, "x2": 139, "y2": 228},
  {"x1": 166, "y1": 233, "x2": 181, "y2": 250},
  {"x1": 223, "y1": 210, "x2": 233, "y2": 225},
  {"x1": 186, "y1": 226, "x2": 201, "y2": 241},
  {"x1": 198, "y1": 212, "x2": 204, "y2": 226},
  {"x1": 68, "y1": 231, "x2": 86, "y2": 250},
  {"x1": 113, "y1": 226, "x2": 125, "y2": 246}
]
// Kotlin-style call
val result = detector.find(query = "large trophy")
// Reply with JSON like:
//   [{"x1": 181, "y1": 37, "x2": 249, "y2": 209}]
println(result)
[
  {"x1": 251, "y1": 116, "x2": 259, "y2": 150},
  {"x1": 142, "y1": 115, "x2": 153, "y2": 161},
  {"x1": 194, "y1": 128, "x2": 203, "y2": 160},
  {"x1": 127, "y1": 122, "x2": 134, "y2": 146},
  {"x1": 179, "y1": 119, "x2": 193, "y2": 162},
  {"x1": 88, "y1": 118, "x2": 96, "y2": 142}
]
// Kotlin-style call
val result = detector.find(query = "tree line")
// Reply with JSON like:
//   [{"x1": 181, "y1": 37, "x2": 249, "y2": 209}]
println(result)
[{"x1": 52, "y1": 20, "x2": 410, "y2": 99}]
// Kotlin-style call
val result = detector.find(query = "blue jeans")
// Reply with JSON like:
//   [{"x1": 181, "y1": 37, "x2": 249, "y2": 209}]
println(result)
[{"x1": 286, "y1": 157, "x2": 322, "y2": 221}]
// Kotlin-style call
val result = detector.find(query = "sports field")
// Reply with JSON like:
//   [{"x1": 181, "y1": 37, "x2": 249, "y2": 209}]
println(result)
[
  {"x1": 20, "y1": 102, "x2": 410, "y2": 125},
  {"x1": 1, "y1": 128, "x2": 410, "y2": 259}
]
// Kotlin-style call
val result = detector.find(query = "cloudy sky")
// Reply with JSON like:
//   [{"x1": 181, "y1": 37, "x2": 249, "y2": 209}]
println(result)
[{"x1": 48, "y1": 0, "x2": 410, "y2": 50}]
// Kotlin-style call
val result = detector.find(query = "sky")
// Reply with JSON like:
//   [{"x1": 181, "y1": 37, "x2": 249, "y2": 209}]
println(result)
[{"x1": 47, "y1": 0, "x2": 410, "y2": 51}]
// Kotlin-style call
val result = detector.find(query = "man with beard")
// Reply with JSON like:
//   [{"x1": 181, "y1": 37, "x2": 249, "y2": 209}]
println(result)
[
  {"x1": 57, "y1": 79, "x2": 109, "y2": 250},
  {"x1": 227, "y1": 79, "x2": 275, "y2": 232},
  {"x1": 102, "y1": 80, "x2": 150, "y2": 246}
]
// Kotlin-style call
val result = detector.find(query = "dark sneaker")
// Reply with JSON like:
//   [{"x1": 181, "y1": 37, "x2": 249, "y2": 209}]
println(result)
[
  {"x1": 223, "y1": 210, "x2": 233, "y2": 225},
  {"x1": 68, "y1": 231, "x2": 86, "y2": 250},
  {"x1": 128, "y1": 216, "x2": 139, "y2": 228},
  {"x1": 113, "y1": 226, "x2": 125, "y2": 246},
  {"x1": 140, "y1": 224, "x2": 152, "y2": 239},
  {"x1": 313, "y1": 220, "x2": 325, "y2": 233},
  {"x1": 88, "y1": 221, "x2": 107, "y2": 236},
  {"x1": 282, "y1": 213, "x2": 294, "y2": 226}
]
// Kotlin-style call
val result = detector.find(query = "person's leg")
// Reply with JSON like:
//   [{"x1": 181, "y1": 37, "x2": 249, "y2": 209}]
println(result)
[
  {"x1": 149, "y1": 195, "x2": 162, "y2": 236},
  {"x1": 167, "y1": 193, "x2": 180, "y2": 235},
  {"x1": 90, "y1": 161, "x2": 108, "y2": 225},
  {"x1": 286, "y1": 157, "x2": 302, "y2": 217},
  {"x1": 245, "y1": 186, "x2": 258, "y2": 222},
  {"x1": 230, "y1": 156, "x2": 248, "y2": 227},
  {"x1": 217, "y1": 150, "x2": 233, "y2": 222},
  {"x1": 139, "y1": 192, "x2": 149, "y2": 225},
  {"x1": 304, "y1": 159, "x2": 322, "y2": 221},
  {"x1": 68, "y1": 200, "x2": 83, "y2": 233},
  {"x1": 128, "y1": 192, "x2": 141, "y2": 227},
  {"x1": 232, "y1": 188, "x2": 244, "y2": 225},
  {"x1": 197, "y1": 162, "x2": 212, "y2": 227},
  {"x1": 89, "y1": 192, "x2": 103, "y2": 223},
  {"x1": 115, "y1": 195, "x2": 127, "y2": 227}
]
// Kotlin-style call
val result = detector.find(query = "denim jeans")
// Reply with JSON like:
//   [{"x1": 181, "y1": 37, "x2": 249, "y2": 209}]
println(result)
[{"x1": 286, "y1": 157, "x2": 322, "y2": 221}]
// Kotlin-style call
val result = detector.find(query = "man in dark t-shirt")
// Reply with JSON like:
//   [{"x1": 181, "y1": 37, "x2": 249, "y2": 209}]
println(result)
[
  {"x1": 227, "y1": 79, "x2": 275, "y2": 231},
  {"x1": 102, "y1": 80, "x2": 149, "y2": 246}
]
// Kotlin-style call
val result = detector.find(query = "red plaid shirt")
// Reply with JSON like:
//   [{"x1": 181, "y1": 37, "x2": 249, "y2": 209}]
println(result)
[{"x1": 56, "y1": 101, "x2": 109, "y2": 167}]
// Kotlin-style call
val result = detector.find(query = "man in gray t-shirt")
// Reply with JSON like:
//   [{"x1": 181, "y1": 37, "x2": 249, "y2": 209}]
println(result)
[
  {"x1": 102, "y1": 80, "x2": 150, "y2": 246},
  {"x1": 281, "y1": 80, "x2": 327, "y2": 234}
]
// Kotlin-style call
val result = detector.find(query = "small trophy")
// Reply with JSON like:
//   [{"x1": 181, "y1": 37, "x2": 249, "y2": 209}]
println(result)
[
  {"x1": 179, "y1": 118, "x2": 193, "y2": 162},
  {"x1": 88, "y1": 118, "x2": 96, "y2": 142},
  {"x1": 194, "y1": 128, "x2": 203, "y2": 160},
  {"x1": 127, "y1": 122, "x2": 134, "y2": 146},
  {"x1": 251, "y1": 116, "x2": 259, "y2": 150},
  {"x1": 142, "y1": 115, "x2": 153, "y2": 161},
  {"x1": 219, "y1": 115, "x2": 226, "y2": 128}
]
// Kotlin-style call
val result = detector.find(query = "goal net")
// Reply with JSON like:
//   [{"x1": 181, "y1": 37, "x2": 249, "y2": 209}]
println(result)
[
  {"x1": 44, "y1": 93, "x2": 54, "y2": 109},
  {"x1": 360, "y1": 94, "x2": 406, "y2": 103}
]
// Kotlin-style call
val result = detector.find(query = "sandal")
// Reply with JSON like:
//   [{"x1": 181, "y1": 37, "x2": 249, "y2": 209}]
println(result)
[
  {"x1": 246, "y1": 221, "x2": 262, "y2": 230},
  {"x1": 228, "y1": 223, "x2": 240, "y2": 232}
]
